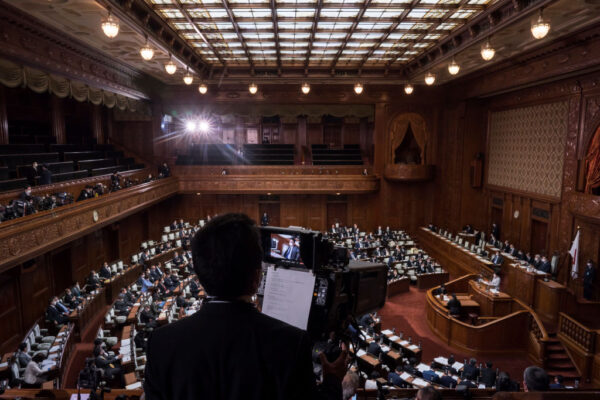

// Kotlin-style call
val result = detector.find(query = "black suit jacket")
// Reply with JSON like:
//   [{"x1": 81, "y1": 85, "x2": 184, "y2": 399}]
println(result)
[
  {"x1": 480, "y1": 367, "x2": 496, "y2": 387},
  {"x1": 144, "y1": 301, "x2": 340, "y2": 400}
]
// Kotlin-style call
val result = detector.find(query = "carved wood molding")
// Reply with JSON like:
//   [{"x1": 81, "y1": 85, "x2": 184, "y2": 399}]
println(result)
[
  {"x1": 178, "y1": 174, "x2": 380, "y2": 194},
  {"x1": 173, "y1": 165, "x2": 372, "y2": 176},
  {"x1": 0, "y1": 2, "x2": 149, "y2": 100},
  {"x1": 0, "y1": 177, "x2": 178, "y2": 273},
  {"x1": 384, "y1": 164, "x2": 435, "y2": 182}
]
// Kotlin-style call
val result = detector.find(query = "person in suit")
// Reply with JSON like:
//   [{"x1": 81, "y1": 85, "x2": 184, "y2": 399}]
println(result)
[
  {"x1": 24, "y1": 162, "x2": 39, "y2": 187},
  {"x1": 480, "y1": 362, "x2": 497, "y2": 388},
  {"x1": 439, "y1": 370, "x2": 457, "y2": 388},
  {"x1": 158, "y1": 162, "x2": 170, "y2": 178},
  {"x1": 532, "y1": 254, "x2": 542, "y2": 269},
  {"x1": 523, "y1": 366, "x2": 549, "y2": 392},
  {"x1": 367, "y1": 336, "x2": 382, "y2": 358},
  {"x1": 15, "y1": 343, "x2": 32, "y2": 368},
  {"x1": 176, "y1": 294, "x2": 190, "y2": 309},
  {"x1": 46, "y1": 297, "x2": 69, "y2": 325},
  {"x1": 508, "y1": 245, "x2": 518, "y2": 257},
  {"x1": 71, "y1": 282, "x2": 83, "y2": 298},
  {"x1": 491, "y1": 251, "x2": 504, "y2": 266},
  {"x1": 422, "y1": 368, "x2": 440, "y2": 384},
  {"x1": 388, "y1": 365, "x2": 409, "y2": 388},
  {"x1": 37, "y1": 164, "x2": 52, "y2": 186},
  {"x1": 100, "y1": 262, "x2": 112, "y2": 280},
  {"x1": 189, "y1": 277, "x2": 201, "y2": 298},
  {"x1": 87, "y1": 270, "x2": 101, "y2": 290},
  {"x1": 463, "y1": 358, "x2": 480, "y2": 381},
  {"x1": 120, "y1": 288, "x2": 135, "y2": 306},
  {"x1": 583, "y1": 260, "x2": 596, "y2": 300},
  {"x1": 114, "y1": 295, "x2": 131, "y2": 315},
  {"x1": 447, "y1": 294, "x2": 461, "y2": 317},
  {"x1": 143, "y1": 213, "x2": 346, "y2": 400},
  {"x1": 138, "y1": 273, "x2": 154, "y2": 293},
  {"x1": 260, "y1": 212, "x2": 269, "y2": 226},
  {"x1": 140, "y1": 305, "x2": 158, "y2": 329},
  {"x1": 491, "y1": 224, "x2": 500, "y2": 240},
  {"x1": 549, "y1": 375, "x2": 565, "y2": 389},
  {"x1": 94, "y1": 346, "x2": 124, "y2": 386},
  {"x1": 63, "y1": 288, "x2": 80, "y2": 308},
  {"x1": 496, "y1": 372, "x2": 520, "y2": 392},
  {"x1": 538, "y1": 256, "x2": 552, "y2": 273}
]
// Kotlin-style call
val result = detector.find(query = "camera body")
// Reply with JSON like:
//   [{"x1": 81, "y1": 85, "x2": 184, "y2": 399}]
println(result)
[{"x1": 259, "y1": 226, "x2": 387, "y2": 340}]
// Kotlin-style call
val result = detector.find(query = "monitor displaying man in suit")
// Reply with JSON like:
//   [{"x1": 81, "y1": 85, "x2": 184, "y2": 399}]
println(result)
[{"x1": 143, "y1": 213, "x2": 346, "y2": 400}]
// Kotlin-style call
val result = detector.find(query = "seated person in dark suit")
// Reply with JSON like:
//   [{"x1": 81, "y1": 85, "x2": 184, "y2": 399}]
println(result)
[
  {"x1": 94, "y1": 346, "x2": 124, "y2": 387},
  {"x1": 447, "y1": 294, "x2": 461, "y2": 317},
  {"x1": 143, "y1": 213, "x2": 346, "y2": 400},
  {"x1": 367, "y1": 336, "x2": 382, "y2": 357},
  {"x1": 496, "y1": 372, "x2": 520, "y2": 392},
  {"x1": 176, "y1": 294, "x2": 190, "y2": 309},
  {"x1": 99, "y1": 262, "x2": 112, "y2": 279},
  {"x1": 121, "y1": 288, "x2": 135, "y2": 305},
  {"x1": 439, "y1": 370, "x2": 457, "y2": 388},
  {"x1": 549, "y1": 375, "x2": 565, "y2": 389},
  {"x1": 113, "y1": 295, "x2": 131, "y2": 315},
  {"x1": 71, "y1": 282, "x2": 83, "y2": 298},
  {"x1": 403, "y1": 358, "x2": 421, "y2": 377},
  {"x1": 140, "y1": 304, "x2": 158, "y2": 329},
  {"x1": 538, "y1": 257, "x2": 552, "y2": 273},
  {"x1": 47, "y1": 297, "x2": 69, "y2": 325},
  {"x1": 388, "y1": 365, "x2": 409, "y2": 388},
  {"x1": 38, "y1": 164, "x2": 52, "y2": 186},
  {"x1": 172, "y1": 251, "x2": 184, "y2": 266},
  {"x1": 480, "y1": 361, "x2": 496, "y2": 388},
  {"x1": 87, "y1": 270, "x2": 101, "y2": 290},
  {"x1": 462, "y1": 358, "x2": 480, "y2": 380},
  {"x1": 63, "y1": 288, "x2": 80, "y2": 308},
  {"x1": 19, "y1": 186, "x2": 33, "y2": 202},
  {"x1": 491, "y1": 251, "x2": 504, "y2": 266},
  {"x1": 422, "y1": 367, "x2": 440, "y2": 384},
  {"x1": 458, "y1": 378, "x2": 477, "y2": 389},
  {"x1": 189, "y1": 277, "x2": 201, "y2": 298}
]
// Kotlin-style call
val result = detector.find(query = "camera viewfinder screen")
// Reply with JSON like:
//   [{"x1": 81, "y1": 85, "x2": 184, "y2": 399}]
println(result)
[{"x1": 270, "y1": 234, "x2": 303, "y2": 264}]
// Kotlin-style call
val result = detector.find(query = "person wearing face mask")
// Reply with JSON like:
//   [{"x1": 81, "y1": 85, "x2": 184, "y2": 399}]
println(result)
[
  {"x1": 46, "y1": 296, "x2": 70, "y2": 325},
  {"x1": 19, "y1": 186, "x2": 33, "y2": 202}
]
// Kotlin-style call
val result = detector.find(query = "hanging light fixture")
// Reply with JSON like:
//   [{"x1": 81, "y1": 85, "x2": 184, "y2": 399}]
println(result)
[
  {"x1": 301, "y1": 82, "x2": 311, "y2": 94},
  {"x1": 249, "y1": 82, "x2": 258, "y2": 95},
  {"x1": 198, "y1": 83, "x2": 208, "y2": 94},
  {"x1": 448, "y1": 58, "x2": 460, "y2": 75},
  {"x1": 424, "y1": 72, "x2": 435, "y2": 86},
  {"x1": 101, "y1": 10, "x2": 119, "y2": 38},
  {"x1": 140, "y1": 37, "x2": 154, "y2": 61},
  {"x1": 354, "y1": 83, "x2": 364, "y2": 95},
  {"x1": 404, "y1": 84, "x2": 414, "y2": 95},
  {"x1": 165, "y1": 55, "x2": 177, "y2": 75},
  {"x1": 183, "y1": 69, "x2": 194, "y2": 85},
  {"x1": 531, "y1": 9, "x2": 551, "y2": 39},
  {"x1": 480, "y1": 39, "x2": 495, "y2": 61}
]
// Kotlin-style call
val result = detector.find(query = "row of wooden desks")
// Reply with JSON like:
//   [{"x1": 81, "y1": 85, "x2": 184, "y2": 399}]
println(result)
[
  {"x1": 69, "y1": 288, "x2": 106, "y2": 340},
  {"x1": 104, "y1": 264, "x2": 143, "y2": 304}
]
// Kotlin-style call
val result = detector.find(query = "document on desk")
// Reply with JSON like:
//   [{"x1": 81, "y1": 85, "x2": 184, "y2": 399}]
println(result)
[{"x1": 262, "y1": 266, "x2": 316, "y2": 331}]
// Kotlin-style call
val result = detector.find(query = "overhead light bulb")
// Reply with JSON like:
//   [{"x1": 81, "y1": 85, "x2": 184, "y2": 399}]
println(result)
[
  {"x1": 424, "y1": 73, "x2": 435, "y2": 86},
  {"x1": 481, "y1": 39, "x2": 495, "y2": 61},
  {"x1": 531, "y1": 10, "x2": 550, "y2": 39},
  {"x1": 354, "y1": 83, "x2": 363, "y2": 95},
  {"x1": 198, "y1": 83, "x2": 208, "y2": 94},
  {"x1": 140, "y1": 42, "x2": 154, "y2": 61},
  {"x1": 183, "y1": 71, "x2": 194, "y2": 85},
  {"x1": 165, "y1": 58, "x2": 177, "y2": 75},
  {"x1": 448, "y1": 59, "x2": 460, "y2": 75},
  {"x1": 301, "y1": 82, "x2": 310, "y2": 94},
  {"x1": 404, "y1": 84, "x2": 414, "y2": 95},
  {"x1": 249, "y1": 83, "x2": 258, "y2": 95},
  {"x1": 101, "y1": 12, "x2": 119, "y2": 38}
]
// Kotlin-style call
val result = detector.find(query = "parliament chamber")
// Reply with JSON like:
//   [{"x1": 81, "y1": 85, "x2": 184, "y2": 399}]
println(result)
[{"x1": 1, "y1": 0, "x2": 600, "y2": 398}]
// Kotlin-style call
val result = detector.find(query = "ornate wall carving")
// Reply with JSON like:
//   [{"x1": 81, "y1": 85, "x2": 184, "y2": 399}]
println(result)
[{"x1": 488, "y1": 101, "x2": 569, "y2": 198}]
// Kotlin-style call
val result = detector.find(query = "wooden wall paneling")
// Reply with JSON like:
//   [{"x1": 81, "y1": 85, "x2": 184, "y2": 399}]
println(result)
[
  {"x1": 280, "y1": 195, "x2": 304, "y2": 228},
  {"x1": 49, "y1": 247, "x2": 73, "y2": 295},
  {"x1": 307, "y1": 123, "x2": 323, "y2": 146},
  {"x1": 0, "y1": 271, "x2": 23, "y2": 354},
  {"x1": 19, "y1": 257, "x2": 52, "y2": 333},
  {"x1": 259, "y1": 201, "x2": 281, "y2": 227},
  {"x1": 327, "y1": 201, "x2": 347, "y2": 228},
  {"x1": 0, "y1": 85, "x2": 8, "y2": 144},
  {"x1": 50, "y1": 96, "x2": 65, "y2": 144},
  {"x1": 281, "y1": 123, "x2": 297, "y2": 146},
  {"x1": 519, "y1": 197, "x2": 532, "y2": 252},
  {"x1": 343, "y1": 123, "x2": 360, "y2": 145}
]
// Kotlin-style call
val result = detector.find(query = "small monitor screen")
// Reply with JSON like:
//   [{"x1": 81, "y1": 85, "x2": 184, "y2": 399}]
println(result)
[{"x1": 269, "y1": 233, "x2": 303, "y2": 264}]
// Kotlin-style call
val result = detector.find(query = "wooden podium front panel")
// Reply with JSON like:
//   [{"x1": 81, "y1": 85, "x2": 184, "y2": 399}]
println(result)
[
  {"x1": 468, "y1": 281, "x2": 513, "y2": 317},
  {"x1": 504, "y1": 264, "x2": 538, "y2": 306},
  {"x1": 534, "y1": 279, "x2": 566, "y2": 325}
]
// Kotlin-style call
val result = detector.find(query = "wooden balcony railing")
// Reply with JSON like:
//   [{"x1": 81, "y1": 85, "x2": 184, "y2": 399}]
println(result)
[
  {"x1": 558, "y1": 312, "x2": 596, "y2": 353},
  {"x1": 0, "y1": 176, "x2": 178, "y2": 273}
]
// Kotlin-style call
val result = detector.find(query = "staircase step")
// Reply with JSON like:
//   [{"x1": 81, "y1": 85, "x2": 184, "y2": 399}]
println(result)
[{"x1": 547, "y1": 353, "x2": 570, "y2": 361}]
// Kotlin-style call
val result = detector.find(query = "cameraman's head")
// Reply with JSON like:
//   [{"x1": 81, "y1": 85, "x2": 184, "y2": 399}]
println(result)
[{"x1": 191, "y1": 213, "x2": 262, "y2": 299}]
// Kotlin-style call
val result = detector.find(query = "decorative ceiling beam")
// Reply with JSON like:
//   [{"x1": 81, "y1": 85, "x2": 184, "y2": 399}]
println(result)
[
  {"x1": 220, "y1": 0, "x2": 255, "y2": 72},
  {"x1": 159, "y1": 3, "x2": 484, "y2": 11},
  {"x1": 356, "y1": 0, "x2": 420, "y2": 72},
  {"x1": 304, "y1": 0, "x2": 323, "y2": 72},
  {"x1": 95, "y1": 0, "x2": 209, "y2": 75},
  {"x1": 330, "y1": 0, "x2": 372, "y2": 73},
  {"x1": 177, "y1": 27, "x2": 436, "y2": 36},
  {"x1": 270, "y1": 0, "x2": 282, "y2": 73},
  {"x1": 166, "y1": 16, "x2": 468, "y2": 25},
  {"x1": 402, "y1": 0, "x2": 560, "y2": 79},
  {"x1": 173, "y1": 0, "x2": 226, "y2": 67},
  {"x1": 384, "y1": 0, "x2": 469, "y2": 74}
]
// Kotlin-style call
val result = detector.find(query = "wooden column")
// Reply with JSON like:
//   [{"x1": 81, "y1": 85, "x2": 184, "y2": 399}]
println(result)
[
  {"x1": 0, "y1": 86, "x2": 9, "y2": 144},
  {"x1": 51, "y1": 96, "x2": 66, "y2": 144},
  {"x1": 91, "y1": 105, "x2": 104, "y2": 144}
]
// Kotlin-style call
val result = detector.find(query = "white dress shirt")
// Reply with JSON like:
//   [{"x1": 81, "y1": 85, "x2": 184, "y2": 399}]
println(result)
[{"x1": 23, "y1": 361, "x2": 45, "y2": 385}]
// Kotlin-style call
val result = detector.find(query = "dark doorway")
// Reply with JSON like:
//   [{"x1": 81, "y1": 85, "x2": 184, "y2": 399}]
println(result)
[
  {"x1": 530, "y1": 220, "x2": 548, "y2": 256},
  {"x1": 491, "y1": 207, "x2": 503, "y2": 239},
  {"x1": 50, "y1": 248, "x2": 72, "y2": 295},
  {"x1": 259, "y1": 202, "x2": 280, "y2": 227}
]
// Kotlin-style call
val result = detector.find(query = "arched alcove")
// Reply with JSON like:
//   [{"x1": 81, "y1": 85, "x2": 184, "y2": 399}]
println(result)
[{"x1": 385, "y1": 113, "x2": 434, "y2": 182}]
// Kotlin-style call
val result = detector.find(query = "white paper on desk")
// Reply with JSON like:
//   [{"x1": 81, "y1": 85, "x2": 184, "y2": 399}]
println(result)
[
  {"x1": 121, "y1": 338, "x2": 130, "y2": 346},
  {"x1": 381, "y1": 345, "x2": 390, "y2": 353},
  {"x1": 408, "y1": 345, "x2": 419, "y2": 351},
  {"x1": 262, "y1": 266, "x2": 316, "y2": 331},
  {"x1": 71, "y1": 394, "x2": 90, "y2": 400},
  {"x1": 434, "y1": 371, "x2": 443, "y2": 377},
  {"x1": 122, "y1": 355, "x2": 131, "y2": 363},
  {"x1": 452, "y1": 361, "x2": 464, "y2": 370},
  {"x1": 434, "y1": 356, "x2": 448, "y2": 365},
  {"x1": 357, "y1": 349, "x2": 367, "y2": 357},
  {"x1": 119, "y1": 346, "x2": 130, "y2": 355},
  {"x1": 389, "y1": 335, "x2": 400, "y2": 341},
  {"x1": 412, "y1": 378, "x2": 429, "y2": 387},
  {"x1": 47, "y1": 353, "x2": 58, "y2": 360},
  {"x1": 417, "y1": 363, "x2": 429, "y2": 372},
  {"x1": 134, "y1": 303, "x2": 140, "y2": 306},
  {"x1": 399, "y1": 340, "x2": 409, "y2": 346},
  {"x1": 58, "y1": 331, "x2": 67, "y2": 337},
  {"x1": 0, "y1": 362, "x2": 7, "y2": 368},
  {"x1": 381, "y1": 329, "x2": 393, "y2": 335},
  {"x1": 478, "y1": 384, "x2": 486, "y2": 389},
  {"x1": 49, "y1": 345, "x2": 60, "y2": 352},
  {"x1": 400, "y1": 372, "x2": 412, "y2": 381},
  {"x1": 443, "y1": 295, "x2": 449, "y2": 301}
]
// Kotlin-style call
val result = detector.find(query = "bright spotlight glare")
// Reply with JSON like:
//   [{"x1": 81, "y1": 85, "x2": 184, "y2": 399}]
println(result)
[
  {"x1": 185, "y1": 120, "x2": 197, "y2": 132},
  {"x1": 199, "y1": 120, "x2": 210, "y2": 132}
]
